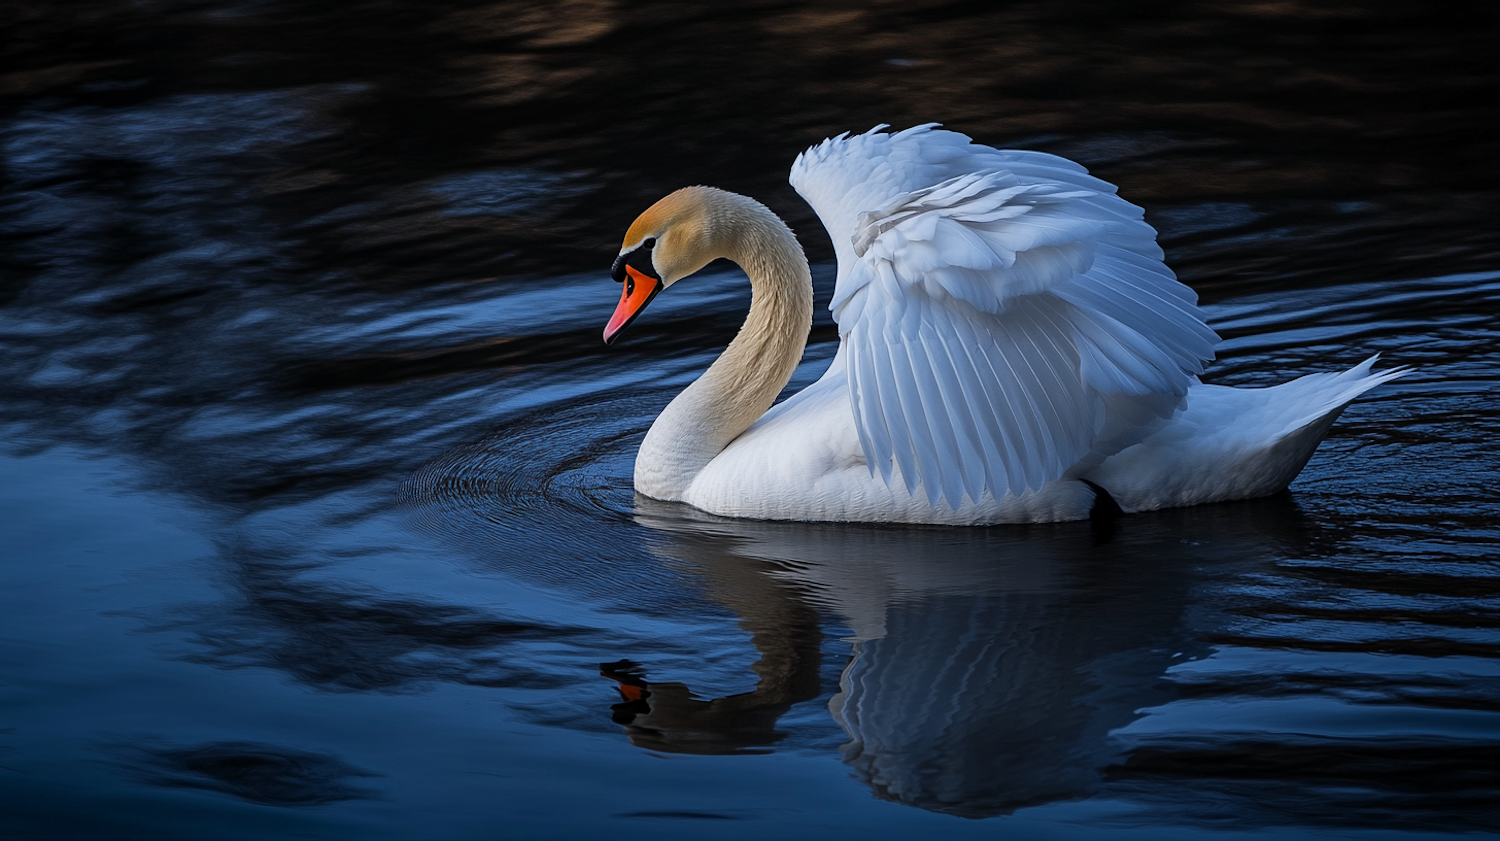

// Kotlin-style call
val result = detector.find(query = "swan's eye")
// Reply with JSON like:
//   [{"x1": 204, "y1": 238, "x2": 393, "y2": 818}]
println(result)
[{"x1": 642, "y1": 237, "x2": 656, "y2": 250}]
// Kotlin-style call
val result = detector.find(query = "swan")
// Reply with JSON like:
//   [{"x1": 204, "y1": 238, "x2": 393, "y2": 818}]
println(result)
[{"x1": 602, "y1": 125, "x2": 1406, "y2": 525}]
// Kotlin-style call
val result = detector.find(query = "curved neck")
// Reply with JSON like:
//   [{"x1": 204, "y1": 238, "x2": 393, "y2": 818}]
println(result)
[{"x1": 635, "y1": 197, "x2": 813, "y2": 500}]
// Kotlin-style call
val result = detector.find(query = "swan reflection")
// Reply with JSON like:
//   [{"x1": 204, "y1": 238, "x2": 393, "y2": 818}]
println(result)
[
  {"x1": 615, "y1": 496, "x2": 1309, "y2": 816},
  {"x1": 404, "y1": 415, "x2": 1493, "y2": 826},
  {"x1": 592, "y1": 544, "x2": 824, "y2": 755}
]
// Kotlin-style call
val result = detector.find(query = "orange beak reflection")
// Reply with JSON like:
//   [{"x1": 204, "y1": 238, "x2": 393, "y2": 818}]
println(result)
[{"x1": 604, "y1": 264, "x2": 662, "y2": 344}]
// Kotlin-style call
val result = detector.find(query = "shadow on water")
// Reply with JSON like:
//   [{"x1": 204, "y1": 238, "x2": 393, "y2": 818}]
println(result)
[
  {"x1": 110, "y1": 740, "x2": 380, "y2": 807},
  {"x1": 159, "y1": 539, "x2": 599, "y2": 693},
  {"x1": 1105, "y1": 739, "x2": 1500, "y2": 833}
]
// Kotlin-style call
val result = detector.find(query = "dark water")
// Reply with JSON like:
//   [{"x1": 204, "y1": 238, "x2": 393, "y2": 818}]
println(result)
[{"x1": 3, "y1": 1, "x2": 1499, "y2": 838}]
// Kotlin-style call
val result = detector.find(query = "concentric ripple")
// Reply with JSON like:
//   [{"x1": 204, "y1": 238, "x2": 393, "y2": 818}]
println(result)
[{"x1": 399, "y1": 387, "x2": 730, "y2": 613}]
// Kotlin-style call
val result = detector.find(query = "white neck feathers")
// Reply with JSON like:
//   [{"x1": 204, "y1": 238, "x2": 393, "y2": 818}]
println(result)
[{"x1": 633, "y1": 191, "x2": 813, "y2": 500}]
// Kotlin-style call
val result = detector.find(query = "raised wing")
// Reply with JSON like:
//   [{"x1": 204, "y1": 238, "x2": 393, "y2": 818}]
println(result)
[
  {"x1": 791, "y1": 124, "x2": 1118, "y2": 288},
  {"x1": 791, "y1": 127, "x2": 1219, "y2": 507}
]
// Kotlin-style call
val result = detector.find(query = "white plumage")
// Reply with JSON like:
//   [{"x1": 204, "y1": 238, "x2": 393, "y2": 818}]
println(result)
[
  {"x1": 792, "y1": 125, "x2": 1220, "y2": 507},
  {"x1": 610, "y1": 125, "x2": 1406, "y2": 524}
]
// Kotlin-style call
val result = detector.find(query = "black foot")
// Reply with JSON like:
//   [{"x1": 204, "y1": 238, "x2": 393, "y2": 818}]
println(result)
[{"x1": 1081, "y1": 480, "x2": 1123, "y2": 522}]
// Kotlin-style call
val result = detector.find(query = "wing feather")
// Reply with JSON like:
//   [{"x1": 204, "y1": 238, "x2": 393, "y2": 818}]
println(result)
[
  {"x1": 904, "y1": 330, "x2": 963, "y2": 505},
  {"x1": 792, "y1": 126, "x2": 1219, "y2": 506},
  {"x1": 947, "y1": 320, "x2": 1020, "y2": 493},
  {"x1": 918, "y1": 327, "x2": 988, "y2": 497}
]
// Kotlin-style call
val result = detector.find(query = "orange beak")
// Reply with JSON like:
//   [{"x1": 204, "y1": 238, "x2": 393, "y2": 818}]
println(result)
[{"x1": 604, "y1": 264, "x2": 662, "y2": 344}]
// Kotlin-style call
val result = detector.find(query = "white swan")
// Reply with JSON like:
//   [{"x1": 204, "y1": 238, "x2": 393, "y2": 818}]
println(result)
[{"x1": 602, "y1": 125, "x2": 1406, "y2": 525}]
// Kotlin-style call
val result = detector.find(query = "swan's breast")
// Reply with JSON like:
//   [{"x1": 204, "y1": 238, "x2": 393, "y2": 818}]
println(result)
[
  {"x1": 682, "y1": 369, "x2": 1095, "y2": 525},
  {"x1": 683, "y1": 372, "x2": 863, "y2": 520}
]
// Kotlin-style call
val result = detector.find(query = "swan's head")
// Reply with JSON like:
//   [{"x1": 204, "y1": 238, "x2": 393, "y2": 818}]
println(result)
[{"x1": 605, "y1": 186, "x2": 732, "y2": 344}]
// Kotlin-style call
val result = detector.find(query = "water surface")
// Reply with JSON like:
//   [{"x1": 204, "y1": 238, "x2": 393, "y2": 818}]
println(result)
[{"x1": 2, "y1": 2, "x2": 1498, "y2": 838}]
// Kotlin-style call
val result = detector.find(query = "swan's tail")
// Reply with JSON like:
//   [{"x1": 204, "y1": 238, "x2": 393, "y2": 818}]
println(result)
[
  {"x1": 1272, "y1": 353, "x2": 1412, "y2": 438},
  {"x1": 1089, "y1": 355, "x2": 1410, "y2": 511},
  {"x1": 1239, "y1": 353, "x2": 1411, "y2": 500}
]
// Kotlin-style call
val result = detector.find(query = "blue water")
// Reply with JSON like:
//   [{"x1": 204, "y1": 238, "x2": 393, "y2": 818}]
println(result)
[{"x1": 3, "y1": 2, "x2": 1499, "y2": 837}]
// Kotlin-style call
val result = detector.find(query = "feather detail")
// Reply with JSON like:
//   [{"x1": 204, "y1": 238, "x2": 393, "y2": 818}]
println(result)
[{"x1": 793, "y1": 125, "x2": 1219, "y2": 506}]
